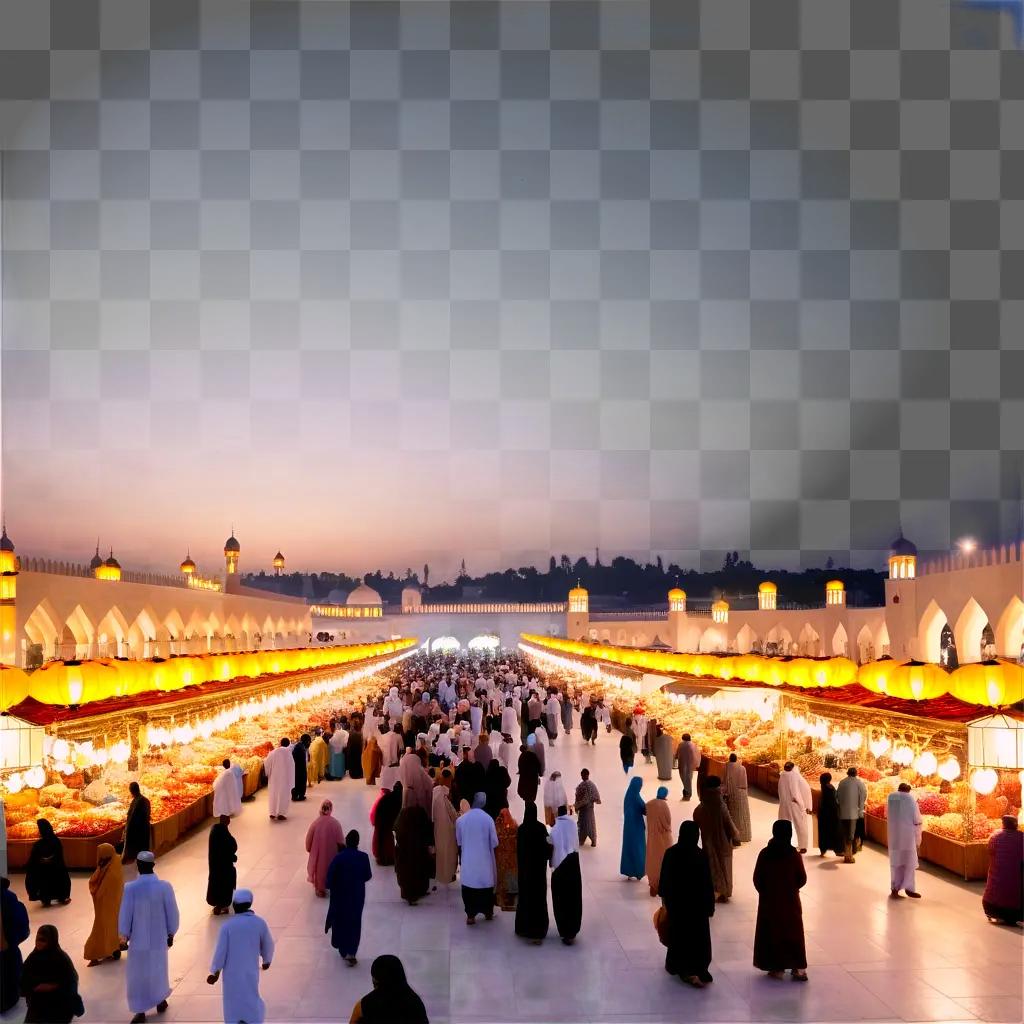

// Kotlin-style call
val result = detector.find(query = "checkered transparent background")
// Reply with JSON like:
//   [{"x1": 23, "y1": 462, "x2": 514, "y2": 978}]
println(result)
[{"x1": 1, "y1": 0, "x2": 1022, "y2": 572}]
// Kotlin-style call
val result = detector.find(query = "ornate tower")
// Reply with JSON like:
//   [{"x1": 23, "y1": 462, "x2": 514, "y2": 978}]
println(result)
[
  {"x1": 0, "y1": 525, "x2": 17, "y2": 665},
  {"x1": 224, "y1": 530, "x2": 241, "y2": 593},
  {"x1": 567, "y1": 583, "x2": 589, "y2": 640}
]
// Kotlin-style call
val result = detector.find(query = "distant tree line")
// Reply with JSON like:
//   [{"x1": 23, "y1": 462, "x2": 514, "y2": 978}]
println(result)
[{"x1": 243, "y1": 552, "x2": 886, "y2": 608}]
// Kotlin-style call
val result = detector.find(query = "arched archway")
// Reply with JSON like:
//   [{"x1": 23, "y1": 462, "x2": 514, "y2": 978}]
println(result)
[
  {"x1": 698, "y1": 627, "x2": 725, "y2": 653},
  {"x1": 163, "y1": 609, "x2": 186, "y2": 656},
  {"x1": 953, "y1": 597, "x2": 991, "y2": 665},
  {"x1": 856, "y1": 624, "x2": 874, "y2": 663},
  {"x1": 95, "y1": 606, "x2": 130, "y2": 658},
  {"x1": 918, "y1": 600, "x2": 950, "y2": 664},
  {"x1": 735, "y1": 623, "x2": 757, "y2": 654},
  {"x1": 23, "y1": 599, "x2": 61, "y2": 665},
  {"x1": 467, "y1": 635, "x2": 500, "y2": 653},
  {"x1": 995, "y1": 596, "x2": 1024, "y2": 662},
  {"x1": 127, "y1": 607, "x2": 159, "y2": 660},
  {"x1": 798, "y1": 622, "x2": 820, "y2": 657},
  {"x1": 765, "y1": 625, "x2": 793, "y2": 657},
  {"x1": 431, "y1": 636, "x2": 461, "y2": 653},
  {"x1": 831, "y1": 622, "x2": 849, "y2": 657},
  {"x1": 875, "y1": 621, "x2": 890, "y2": 658},
  {"x1": 62, "y1": 605, "x2": 95, "y2": 660}
]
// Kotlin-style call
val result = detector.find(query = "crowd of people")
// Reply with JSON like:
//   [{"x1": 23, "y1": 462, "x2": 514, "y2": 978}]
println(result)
[{"x1": 1, "y1": 649, "x2": 1022, "y2": 1021}]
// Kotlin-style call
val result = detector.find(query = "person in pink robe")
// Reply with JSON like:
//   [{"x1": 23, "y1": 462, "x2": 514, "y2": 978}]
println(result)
[{"x1": 305, "y1": 800, "x2": 344, "y2": 897}]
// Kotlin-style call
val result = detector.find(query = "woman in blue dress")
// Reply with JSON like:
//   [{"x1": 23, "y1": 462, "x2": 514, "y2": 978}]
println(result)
[
  {"x1": 325, "y1": 830, "x2": 373, "y2": 966},
  {"x1": 620, "y1": 776, "x2": 647, "y2": 880}
]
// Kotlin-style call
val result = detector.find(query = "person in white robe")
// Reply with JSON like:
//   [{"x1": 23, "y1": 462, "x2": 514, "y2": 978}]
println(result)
[
  {"x1": 213, "y1": 760, "x2": 243, "y2": 818},
  {"x1": 499, "y1": 699, "x2": 518, "y2": 738},
  {"x1": 542, "y1": 771, "x2": 569, "y2": 828},
  {"x1": 469, "y1": 700, "x2": 483, "y2": 736},
  {"x1": 230, "y1": 760, "x2": 245, "y2": 802},
  {"x1": 118, "y1": 851, "x2": 180, "y2": 1024},
  {"x1": 263, "y1": 738, "x2": 296, "y2": 820},
  {"x1": 454, "y1": 793, "x2": 499, "y2": 924},
  {"x1": 887, "y1": 784, "x2": 923, "y2": 898},
  {"x1": 497, "y1": 734, "x2": 515, "y2": 772},
  {"x1": 384, "y1": 686, "x2": 403, "y2": 722},
  {"x1": 207, "y1": 888, "x2": 275, "y2": 1024},
  {"x1": 776, "y1": 762, "x2": 812, "y2": 852}
]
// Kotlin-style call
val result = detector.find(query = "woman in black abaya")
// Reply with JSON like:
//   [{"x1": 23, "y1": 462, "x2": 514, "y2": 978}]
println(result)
[
  {"x1": 514, "y1": 801, "x2": 550, "y2": 944},
  {"x1": 658, "y1": 820, "x2": 715, "y2": 987}
]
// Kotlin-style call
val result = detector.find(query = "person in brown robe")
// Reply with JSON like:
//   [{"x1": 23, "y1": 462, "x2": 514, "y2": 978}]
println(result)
[
  {"x1": 645, "y1": 787, "x2": 673, "y2": 898},
  {"x1": 692, "y1": 777, "x2": 739, "y2": 902},
  {"x1": 84, "y1": 843, "x2": 124, "y2": 965},
  {"x1": 430, "y1": 785, "x2": 458, "y2": 886},
  {"x1": 517, "y1": 744, "x2": 542, "y2": 803},
  {"x1": 393, "y1": 804, "x2": 433, "y2": 905},
  {"x1": 371, "y1": 782, "x2": 402, "y2": 866},
  {"x1": 753, "y1": 820, "x2": 808, "y2": 981},
  {"x1": 362, "y1": 736, "x2": 383, "y2": 786}
]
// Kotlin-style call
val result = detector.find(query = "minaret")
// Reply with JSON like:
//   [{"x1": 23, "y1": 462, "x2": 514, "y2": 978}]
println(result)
[
  {"x1": 567, "y1": 581, "x2": 589, "y2": 640},
  {"x1": 0, "y1": 524, "x2": 17, "y2": 665},
  {"x1": 224, "y1": 529, "x2": 241, "y2": 593}
]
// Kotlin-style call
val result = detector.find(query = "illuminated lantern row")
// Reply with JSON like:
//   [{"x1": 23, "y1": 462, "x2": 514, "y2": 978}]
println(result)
[
  {"x1": 520, "y1": 635, "x2": 1024, "y2": 708},
  {"x1": 6, "y1": 639, "x2": 418, "y2": 708}
]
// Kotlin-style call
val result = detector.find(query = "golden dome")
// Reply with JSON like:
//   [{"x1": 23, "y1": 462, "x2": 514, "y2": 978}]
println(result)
[
  {"x1": 667, "y1": 586, "x2": 686, "y2": 600},
  {"x1": 825, "y1": 579, "x2": 844, "y2": 591},
  {"x1": 273, "y1": 551, "x2": 285, "y2": 568},
  {"x1": 224, "y1": 532, "x2": 240, "y2": 554},
  {"x1": 758, "y1": 581, "x2": 777, "y2": 593},
  {"x1": 180, "y1": 551, "x2": 196, "y2": 574},
  {"x1": 568, "y1": 584, "x2": 588, "y2": 598}
]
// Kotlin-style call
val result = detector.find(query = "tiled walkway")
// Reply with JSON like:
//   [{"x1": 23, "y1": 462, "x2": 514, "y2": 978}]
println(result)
[{"x1": 3, "y1": 726, "x2": 1020, "y2": 1023}]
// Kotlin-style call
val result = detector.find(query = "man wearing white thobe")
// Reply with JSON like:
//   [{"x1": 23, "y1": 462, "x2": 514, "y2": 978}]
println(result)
[
  {"x1": 231, "y1": 761, "x2": 245, "y2": 802},
  {"x1": 887, "y1": 784, "x2": 923, "y2": 898},
  {"x1": 454, "y1": 793, "x2": 498, "y2": 924},
  {"x1": 213, "y1": 760, "x2": 243, "y2": 818},
  {"x1": 263, "y1": 738, "x2": 295, "y2": 820},
  {"x1": 469, "y1": 700, "x2": 483, "y2": 736},
  {"x1": 208, "y1": 888, "x2": 275, "y2": 1024},
  {"x1": 777, "y1": 762, "x2": 812, "y2": 852},
  {"x1": 118, "y1": 852, "x2": 179, "y2": 1024},
  {"x1": 500, "y1": 699, "x2": 518, "y2": 738},
  {"x1": 379, "y1": 724, "x2": 403, "y2": 766},
  {"x1": 384, "y1": 686, "x2": 403, "y2": 722}
]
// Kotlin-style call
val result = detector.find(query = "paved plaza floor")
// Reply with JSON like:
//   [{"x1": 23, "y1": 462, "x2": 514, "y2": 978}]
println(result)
[{"x1": 2, "y1": 724, "x2": 1020, "y2": 1024}]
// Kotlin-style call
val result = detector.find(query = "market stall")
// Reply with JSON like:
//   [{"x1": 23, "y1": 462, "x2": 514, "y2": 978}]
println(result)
[
  {"x1": 1, "y1": 639, "x2": 418, "y2": 869},
  {"x1": 520, "y1": 636, "x2": 1023, "y2": 880}
]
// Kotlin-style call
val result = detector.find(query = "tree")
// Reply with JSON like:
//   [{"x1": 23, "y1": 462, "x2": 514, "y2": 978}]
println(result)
[
  {"x1": 559, "y1": 554, "x2": 572, "y2": 572},
  {"x1": 656, "y1": 554, "x2": 663, "y2": 572},
  {"x1": 826, "y1": 556, "x2": 834, "y2": 570},
  {"x1": 423, "y1": 563, "x2": 430, "y2": 587},
  {"x1": 459, "y1": 558, "x2": 467, "y2": 578},
  {"x1": 549, "y1": 555, "x2": 556, "y2": 573}
]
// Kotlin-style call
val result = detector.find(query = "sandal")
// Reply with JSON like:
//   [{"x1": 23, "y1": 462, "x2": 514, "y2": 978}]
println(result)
[{"x1": 792, "y1": 971, "x2": 809, "y2": 982}]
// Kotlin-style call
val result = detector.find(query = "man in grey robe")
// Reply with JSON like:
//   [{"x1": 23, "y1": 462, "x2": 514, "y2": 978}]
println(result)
[{"x1": 574, "y1": 769, "x2": 602, "y2": 847}]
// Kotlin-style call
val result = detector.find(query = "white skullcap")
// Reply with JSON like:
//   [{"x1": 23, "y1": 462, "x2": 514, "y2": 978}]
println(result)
[{"x1": 136, "y1": 851, "x2": 155, "y2": 863}]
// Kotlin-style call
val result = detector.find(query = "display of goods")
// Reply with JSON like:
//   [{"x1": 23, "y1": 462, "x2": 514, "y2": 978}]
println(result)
[
  {"x1": 38, "y1": 783, "x2": 72, "y2": 807},
  {"x1": 857, "y1": 766, "x2": 882, "y2": 782},
  {"x1": 915, "y1": 791, "x2": 950, "y2": 816}
]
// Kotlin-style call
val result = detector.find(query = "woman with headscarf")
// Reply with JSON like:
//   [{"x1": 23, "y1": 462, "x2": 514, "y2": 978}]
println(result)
[
  {"x1": 620, "y1": 777, "x2": 647, "y2": 881},
  {"x1": 658, "y1": 821, "x2": 715, "y2": 987},
  {"x1": 534, "y1": 766, "x2": 560, "y2": 821},
  {"x1": 483, "y1": 758, "x2": 511, "y2": 819},
  {"x1": 531, "y1": 728, "x2": 547, "y2": 776},
  {"x1": 514, "y1": 802, "x2": 550, "y2": 944},
  {"x1": 753, "y1": 820, "x2": 809, "y2": 981},
  {"x1": 206, "y1": 815, "x2": 237, "y2": 915},
  {"x1": 580, "y1": 701, "x2": 597, "y2": 745},
  {"x1": 653, "y1": 725, "x2": 674, "y2": 781},
  {"x1": 325, "y1": 830, "x2": 373, "y2": 966},
  {"x1": 430, "y1": 785, "x2": 458, "y2": 886},
  {"x1": 25, "y1": 820, "x2": 71, "y2": 907},
  {"x1": 371, "y1": 781, "x2": 402, "y2": 866},
  {"x1": 550, "y1": 807, "x2": 582, "y2": 945},
  {"x1": 619, "y1": 729, "x2": 636, "y2": 774},
  {"x1": 983, "y1": 815, "x2": 1023, "y2": 925},
  {"x1": 309, "y1": 730, "x2": 329, "y2": 785},
  {"x1": 84, "y1": 842, "x2": 124, "y2": 965},
  {"x1": 399, "y1": 751, "x2": 434, "y2": 813},
  {"x1": 20, "y1": 925, "x2": 82, "y2": 1024},
  {"x1": 494, "y1": 808, "x2": 519, "y2": 912},
  {"x1": 517, "y1": 741, "x2": 542, "y2": 803},
  {"x1": 362, "y1": 735, "x2": 383, "y2": 786},
  {"x1": 692, "y1": 776, "x2": 739, "y2": 902},
  {"x1": 645, "y1": 786, "x2": 673, "y2": 898},
  {"x1": 306, "y1": 800, "x2": 345, "y2": 898},
  {"x1": 346, "y1": 720, "x2": 365, "y2": 780},
  {"x1": 328, "y1": 722, "x2": 348, "y2": 780},
  {"x1": 723, "y1": 754, "x2": 752, "y2": 844},
  {"x1": 349, "y1": 953, "x2": 428, "y2": 1024},
  {"x1": 816, "y1": 772, "x2": 844, "y2": 858},
  {"x1": 393, "y1": 801, "x2": 433, "y2": 905},
  {"x1": 1, "y1": 877, "x2": 31, "y2": 1013}
]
